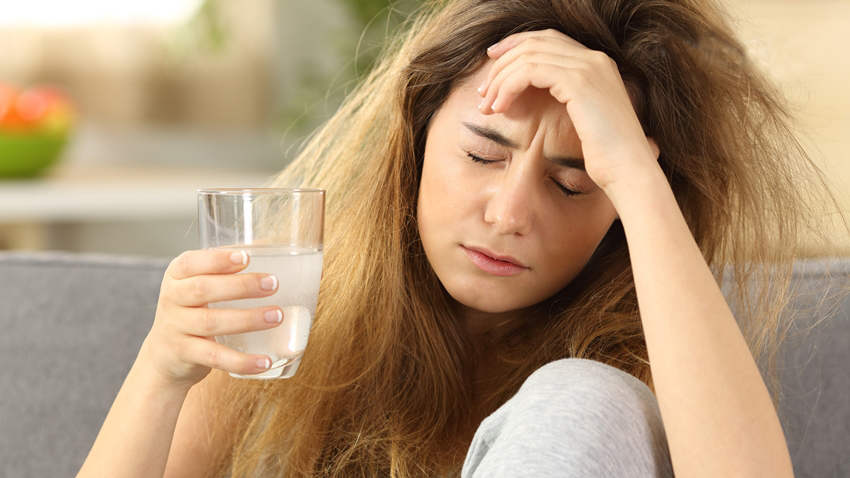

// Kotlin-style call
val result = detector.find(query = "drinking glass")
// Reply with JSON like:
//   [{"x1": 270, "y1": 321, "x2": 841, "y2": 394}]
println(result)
[{"x1": 198, "y1": 188, "x2": 324, "y2": 379}]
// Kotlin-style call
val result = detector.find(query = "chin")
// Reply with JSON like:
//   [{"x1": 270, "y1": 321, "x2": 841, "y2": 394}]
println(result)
[{"x1": 448, "y1": 287, "x2": 535, "y2": 314}]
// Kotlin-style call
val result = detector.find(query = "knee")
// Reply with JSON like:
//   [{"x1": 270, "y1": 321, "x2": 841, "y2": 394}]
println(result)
[
  {"x1": 464, "y1": 359, "x2": 673, "y2": 477},
  {"x1": 513, "y1": 358, "x2": 664, "y2": 439},
  {"x1": 517, "y1": 358, "x2": 656, "y2": 412}
]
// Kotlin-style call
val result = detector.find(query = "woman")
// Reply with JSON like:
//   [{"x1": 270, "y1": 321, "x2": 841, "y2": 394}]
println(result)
[{"x1": 80, "y1": 0, "x2": 836, "y2": 476}]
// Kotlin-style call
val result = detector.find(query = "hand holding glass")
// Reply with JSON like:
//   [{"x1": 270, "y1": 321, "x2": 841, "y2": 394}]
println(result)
[{"x1": 198, "y1": 188, "x2": 324, "y2": 379}]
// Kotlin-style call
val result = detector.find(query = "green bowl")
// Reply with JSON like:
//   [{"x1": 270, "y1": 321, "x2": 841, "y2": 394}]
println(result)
[{"x1": 0, "y1": 133, "x2": 68, "y2": 178}]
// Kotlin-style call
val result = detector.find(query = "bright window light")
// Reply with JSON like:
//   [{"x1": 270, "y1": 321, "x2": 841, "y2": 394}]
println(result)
[{"x1": 0, "y1": 0, "x2": 206, "y2": 27}]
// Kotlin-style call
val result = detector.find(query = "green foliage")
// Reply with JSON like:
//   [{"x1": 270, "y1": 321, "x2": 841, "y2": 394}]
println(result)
[
  {"x1": 164, "y1": 0, "x2": 229, "y2": 61},
  {"x1": 278, "y1": 0, "x2": 422, "y2": 133},
  {"x1": 346, "y1": 0, "x2": 397, "y2": 26},
  {"x1": 343, "y1": 0, "x2": 421, "y2": 77},
  {"x1": 189, "y1": 0, "x2": 229, "y2": 54}
]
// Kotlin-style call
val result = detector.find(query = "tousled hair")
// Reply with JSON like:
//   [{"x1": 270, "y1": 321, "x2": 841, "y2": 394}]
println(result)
[{"x1": 210, "y1": 0, "x2": 841, "y2": 475}]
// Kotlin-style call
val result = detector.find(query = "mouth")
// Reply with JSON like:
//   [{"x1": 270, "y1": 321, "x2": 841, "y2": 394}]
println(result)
[{"x1": 461, "y1": 245, "x2": 528, "y2": 277}]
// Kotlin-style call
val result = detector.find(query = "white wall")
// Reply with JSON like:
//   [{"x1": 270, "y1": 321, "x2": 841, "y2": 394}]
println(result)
[{"x1": 724, "y1": 0, "x2": 850, "y2": 254}]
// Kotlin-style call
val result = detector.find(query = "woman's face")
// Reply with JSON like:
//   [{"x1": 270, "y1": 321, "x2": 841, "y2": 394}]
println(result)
[{"x1": 417, "y1": 62, "x2": 618, "y2": 326}]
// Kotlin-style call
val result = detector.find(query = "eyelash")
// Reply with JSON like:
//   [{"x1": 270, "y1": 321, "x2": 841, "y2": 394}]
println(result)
[{"x1": 466, "y1": 153, "x2": 583, "y2": 197}]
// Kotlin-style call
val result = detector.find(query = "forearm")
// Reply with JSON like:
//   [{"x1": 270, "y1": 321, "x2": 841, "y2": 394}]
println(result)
[
  {"x1": 604, "y1": 165, "x2": 793, "y2": 478},
  {"x1": 77, "y1": 346, "x2": 190, "y2": 478}
]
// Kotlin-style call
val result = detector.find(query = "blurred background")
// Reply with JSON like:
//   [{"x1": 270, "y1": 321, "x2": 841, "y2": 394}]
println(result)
[{"x1": 0, "y1": 0, "x2": 847, "y2": 258}]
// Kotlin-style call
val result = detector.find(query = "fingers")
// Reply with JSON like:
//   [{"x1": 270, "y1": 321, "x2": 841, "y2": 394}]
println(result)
[
  {"x1": 477, "y1": 29, "x2": 620, "y2": 115},
  {"x1": 179, "y1": 305, "x2": 284, "y2": 338},
  {"x1": 167, "y1": 272, "x2": 279, "y2": 307},
  {"x1": 479, "y1": 30, "x2": 586, "y2": 96},
  {"x1": 161, "y1": 250, "x2": 278, "y2": 307},
  {"x1": 167, "y1": 249, "x2": 249, "y2": 281},
  {"x1": 146, "y1": 249, "x2": 288, "y2": 384},
  {"x1": 183, "y1": 337, "x2": 276, "y2": 375},
  {"x1": 487, "y1": 29, "x2": 586, "y2": 59},
  {"x1": 479, "y1": 55, "x2": 586, "y2": 114}
]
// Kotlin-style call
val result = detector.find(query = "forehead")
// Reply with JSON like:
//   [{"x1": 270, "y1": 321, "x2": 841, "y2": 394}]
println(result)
[{"x1": 443, "y1": 61, "x2": 581, "y2": 150}]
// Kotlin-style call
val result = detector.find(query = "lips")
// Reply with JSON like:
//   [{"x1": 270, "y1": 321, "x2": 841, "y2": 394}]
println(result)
[{"x1": 461, "y1": 245, "x2": 528, "y2": 277}]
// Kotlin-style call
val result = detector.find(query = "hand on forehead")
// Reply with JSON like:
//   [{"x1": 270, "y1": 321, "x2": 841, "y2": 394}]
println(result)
[{"x1": 451, "y1": 58, "x2": 583, "y2": 160}]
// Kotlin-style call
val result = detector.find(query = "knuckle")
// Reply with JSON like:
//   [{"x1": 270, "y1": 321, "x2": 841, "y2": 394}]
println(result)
[
  {"x1": 520, "y1": 62, "x2": 539, "y2": 75},
  {"x1": 243, "y1": 310, "x2": 257, "y2": 330},
  {"x1": 177, "y1": 251, "x2": 193, "y2": 274},
  {"x1": 198, "y1": 308, "x2": 217, "y2": 334},
  {"x1": 519, "y1": 51, "x2": 540, "y2": 62},
  {"x1": 241, "y1": 275, "x2": 259, "y2": 295},
  {"x1": 591, "y1": 50, "x2": 613, "y2": 65},
  {"x1": 188, "y1": 278, "x2": 209, "y2": 302},
  {"x1": 206, "y1": 346, "x2": 221, "y2": 368}
]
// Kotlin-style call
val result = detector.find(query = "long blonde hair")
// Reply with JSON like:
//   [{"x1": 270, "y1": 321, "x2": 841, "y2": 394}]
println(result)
[{"x1": 213, "y1": 0, "x2": 840, "y2": 475}]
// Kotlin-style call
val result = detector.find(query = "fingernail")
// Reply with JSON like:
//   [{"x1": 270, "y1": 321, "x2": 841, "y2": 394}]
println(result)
[
  {"x1": 477, "y1": 82, "x2": 486, "y2": 94},
  {"x1": 265, "y1": 309, "x2": 283, "y2": 323},
  {"x1": 260, "y1": 275, "x2": 278, "y2": 291},
  {"x1": 487, "y1": 43, "x2": 498, "y2": 52},
  {"x1": 257, "y1": 357, "x2": 271, "y2": 369},
  {"x1": 230, "y1": 250, "x2": 248, "y2": 265},
  {"x1": 491, "y1": 97, "x2": 500, "y2": 112},
  {"x1": 478, "y1": 98, "x2": 484, "y2": 110}
]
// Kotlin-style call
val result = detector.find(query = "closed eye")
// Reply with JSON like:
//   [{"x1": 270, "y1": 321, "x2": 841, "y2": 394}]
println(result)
[
  {"x1": 553, "y1": 181, "x2": 582, "y2": 197},
  {"x1": 467, "y1": 152, "x2": 583, "y2": 197},
  {"x1": 467, "y1": 152, "x2": 499, "y2": 165}
]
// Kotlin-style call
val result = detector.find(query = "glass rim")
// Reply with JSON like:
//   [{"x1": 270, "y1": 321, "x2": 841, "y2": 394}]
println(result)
[{"x1": 197, "y1": 188, "x2": 324, "y2": 195}]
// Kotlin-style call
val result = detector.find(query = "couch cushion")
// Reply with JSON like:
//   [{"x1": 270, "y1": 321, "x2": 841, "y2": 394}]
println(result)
[
  {"x1": 0, "y1": 251, "x2": 169, "y2": 478},
  {"x1": 779, "y1": 258, "x2": 850, "y2": 477}
]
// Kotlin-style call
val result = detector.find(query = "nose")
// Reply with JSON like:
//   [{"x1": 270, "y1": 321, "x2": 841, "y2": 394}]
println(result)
[{"x1": 483, "y1": 167, "x2": 535, "y2": 236}]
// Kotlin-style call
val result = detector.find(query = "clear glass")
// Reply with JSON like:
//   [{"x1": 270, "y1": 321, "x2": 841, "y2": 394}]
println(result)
[{"x1": 198, "y1": 188, "x2": 324, "y2": 379}]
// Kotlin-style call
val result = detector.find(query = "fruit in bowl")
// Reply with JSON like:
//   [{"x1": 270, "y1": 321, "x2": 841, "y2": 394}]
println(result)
[{"x1": 0, "y1": 83, "x2": 75, "y2": 178}]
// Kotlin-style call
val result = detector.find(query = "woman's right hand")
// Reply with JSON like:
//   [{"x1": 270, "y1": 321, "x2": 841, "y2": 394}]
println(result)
[{"x1": 140, "y1": 248, "x2": 283, "y2": 389}]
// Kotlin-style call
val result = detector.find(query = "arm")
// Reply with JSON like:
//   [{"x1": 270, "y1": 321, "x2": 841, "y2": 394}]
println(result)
[
  {"x1": 78, "y1": 250, "x2": 282, "y2": 478},
  {"x1": 78, "y1": 365, "x2": 232, "y2": 478},
  {"x1": 479, "y1": 30, "x2": 793, "y2": 477},
  {"x1": 77, "y1": 350, "x2": 190, "y2": 478},
  {"x1": 165, "y1": 370, "x2": 236, "y2": 477},
  {"x1": 605, "y1": 166, "x2": 793, "y2": 477}
]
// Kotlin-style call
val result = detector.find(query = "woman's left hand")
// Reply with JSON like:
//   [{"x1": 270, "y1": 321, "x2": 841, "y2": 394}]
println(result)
[{"x1": 478, "y1": 29, "x2": 660, "y2": 191}]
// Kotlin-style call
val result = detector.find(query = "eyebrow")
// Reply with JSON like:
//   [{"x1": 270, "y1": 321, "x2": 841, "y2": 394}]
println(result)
[
  {"x1": 549, "y1": 157, "x2": 586, "y2": 171},
  {"x1": 462, "y1": 122, "x2": 586, "y2": 171},
  {"x1": 463, "y1": 122, "x2": 520, "y2": 149}
]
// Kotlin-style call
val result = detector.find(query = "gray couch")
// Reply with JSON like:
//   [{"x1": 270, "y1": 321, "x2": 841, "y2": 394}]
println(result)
[{"x1": 1, "y1": 251, "x2": 848, "y2": 477}]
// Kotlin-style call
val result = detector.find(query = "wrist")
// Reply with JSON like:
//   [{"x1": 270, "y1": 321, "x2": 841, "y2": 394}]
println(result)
[
  {"x1": 134, "y1": 340, "x2": 199, "y2": 397},
  {"x1": 600, "y1": 162, "x2": 670, "y2": 212}
]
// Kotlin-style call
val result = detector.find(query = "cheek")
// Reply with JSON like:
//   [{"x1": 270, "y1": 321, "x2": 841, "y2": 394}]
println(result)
[
  {"x1": 417, "y1": 158, "x2": 445, "y2": 235},
  {"x1": 418, "y1": 154, "x2": 477, "y2": 231},
  {"x1": 418, "y1": 152, "x2": 455, "y2": 255},
  {"x1": 542, "y1": 200, "x2": 617, "y2": 278}
]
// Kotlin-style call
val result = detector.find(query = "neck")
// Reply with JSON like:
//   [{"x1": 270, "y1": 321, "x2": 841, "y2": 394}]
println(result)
[
  {"x1": 456, "y1": 302, "x2": 524, "y2": 337},
  {"x1": 454, "y1": 302, "x2": 526, "y2": 393}
]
